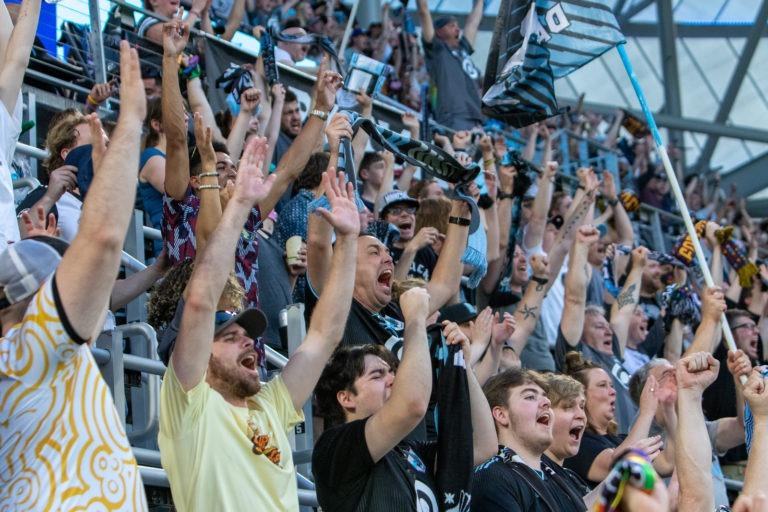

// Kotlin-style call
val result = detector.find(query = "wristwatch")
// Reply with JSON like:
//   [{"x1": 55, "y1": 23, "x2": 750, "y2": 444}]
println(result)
[{"x1": 310, "y1": 109, "x2": 329, "y2": 121}]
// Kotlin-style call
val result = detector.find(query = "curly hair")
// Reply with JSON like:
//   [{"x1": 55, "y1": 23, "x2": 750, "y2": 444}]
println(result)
[
  {"x1": 44, "y1": 108, "x2": 87, "y2": 177},
  {"x1": 562, "y1": 351, "x2": 616, "y2": 435},
  {"x1": 147, "y1": 259, "x2": 246, "y2": 330},
  {"x1": 414, "y1": 196, "x2": 451, "y2": 235},
  {"x1": 391, "y1": 278, "x2": 426, "y2": 303}
]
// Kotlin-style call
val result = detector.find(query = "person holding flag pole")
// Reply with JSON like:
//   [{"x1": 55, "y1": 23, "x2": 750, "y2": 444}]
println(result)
[
  {"x1": 613, "y1": 44, "x2": 744, "y2": 384},
  {"x1": 481, "y1": 0, "x2": 744, "y2": 384}
]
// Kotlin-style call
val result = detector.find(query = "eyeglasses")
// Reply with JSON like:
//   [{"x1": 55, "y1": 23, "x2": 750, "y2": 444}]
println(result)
[
  {"x1": 733, "y1": 322, "x2": 758, "y2": 332},
  {"x1": 387, "y1": 205, "x2": 416, "y2": 216}
]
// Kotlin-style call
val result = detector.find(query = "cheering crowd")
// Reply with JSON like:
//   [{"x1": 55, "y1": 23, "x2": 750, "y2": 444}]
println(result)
[{"x1": 2, "y1": 0, "x2": 768, "y2": 510}]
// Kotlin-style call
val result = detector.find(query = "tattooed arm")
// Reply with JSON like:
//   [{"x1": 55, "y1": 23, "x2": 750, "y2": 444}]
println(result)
[
  {"x1": 508, "y1": 254, "x2": 550, "y2": 354},
  {"x1": 611, "y1": 246, "x2": 647, "y2": 358},
  {"x1": 543, "y1": 186, "x2": 596, "y2": 294}
]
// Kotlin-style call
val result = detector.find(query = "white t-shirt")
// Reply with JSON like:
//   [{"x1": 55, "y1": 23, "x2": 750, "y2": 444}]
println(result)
[
  {"x1": 540, "y1": 255, "x2": 568, "y2": 347},
  {"x1": 0, "y1": 277, "x2": 148, "y2": 510},
  {"x1": 0, "y1": 94, "x2": 23, "y2": 251},
  {"x1": 55, "y1": 191, "x2": 82, "y2": 242}
]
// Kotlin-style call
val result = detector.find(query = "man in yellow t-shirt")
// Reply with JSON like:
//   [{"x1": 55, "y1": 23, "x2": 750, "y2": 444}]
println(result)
[
  {"x1": 0, "y1": 41, "x2": 149, "y2": 511},
  {"x1": 158, "y1": 127, "x2": 358, "y2": 512}
]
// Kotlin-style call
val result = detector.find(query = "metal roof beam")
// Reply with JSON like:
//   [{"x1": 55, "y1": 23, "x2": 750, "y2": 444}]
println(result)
[
  {"x1": 720, "y1": 151, "x2": 768, "y2": 198},
  {"x1": 657, "y1": 0, "x2": 685, "y2": 168},
  {"x1": 561, "y1": 99, "x2": 768, "y2": 143},
  {"x1": 693, "y1": 0, "x2": 768, "y2": 173},
  {"x1": 622, "y1": 22, "x2": 768, "y2": 38},
  {"x1": 618, "y1": 0, "x2": 656, "y2": 24}
]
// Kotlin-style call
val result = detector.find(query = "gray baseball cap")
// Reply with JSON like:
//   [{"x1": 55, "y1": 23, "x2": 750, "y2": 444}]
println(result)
[{"x1": 0, "y1": 237, "x2": 68, "y2": 309}]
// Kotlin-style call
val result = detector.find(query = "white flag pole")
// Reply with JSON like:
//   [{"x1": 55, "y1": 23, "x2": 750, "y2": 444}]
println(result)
[{"x1": 615, "y1": 43, "x2": 744, "y2": 384}]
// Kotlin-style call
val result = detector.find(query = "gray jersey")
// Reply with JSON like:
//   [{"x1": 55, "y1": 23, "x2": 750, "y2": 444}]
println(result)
[{"x1": 423, "y1": 36, "x2": 483, "y2": 128}]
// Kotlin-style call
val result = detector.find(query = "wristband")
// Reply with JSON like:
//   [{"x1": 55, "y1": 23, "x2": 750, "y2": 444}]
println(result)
[
  {"x1": 448, "y1": 216, "x2": 471, "y2": 226},
  {"x1": 310, "y1": 109, "x2": 329, "y2": 121},
  {"x1": 86, "y1": 94, "x2": 100, "y2": 106},
  {"x1": 577, "y1": 184, "x2": 586, "y2": 191},
  {"x1": 607, "y1": 197, "x2": 619, "y2": 207},
  {"x1": 197, "y1": 184, "x2": 221, "y2": 190},
  {"x1": 198, "y1": 171, "x2": 220, "y2": 178},
  {"x1": 483, "y1": 158, "x2": 495, "y2": 167},
  {"x1": 531, "y1": 275, "x2": 549, "y2": 286},
  {"x1": 497, "y1": 191, "x2": 515, "y2": 200}
]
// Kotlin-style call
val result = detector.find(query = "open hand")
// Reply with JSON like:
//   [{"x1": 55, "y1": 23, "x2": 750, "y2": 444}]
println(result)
[{"x1": 315, "y1": 169, "x2": 361, "y2": 237}]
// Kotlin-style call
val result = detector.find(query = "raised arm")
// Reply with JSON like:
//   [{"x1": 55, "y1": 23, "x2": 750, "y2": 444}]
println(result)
[
  {"x1": 444, "y1": 320, "x2": 497, "y2": 464},
  {"x1": 611, "y1": 246, "x2": 646, "y2": 357},
  {"x1": 508, "y1": 254, "x2": 549, "y2": 353},
  {"x1": 263, "y1": 83, "x2": 286, "y2": 167},
  {"x1": 675, "y1": 352, "x2": 720, "y2": 512},
  {"x1": 397, "y1": 113, "x2": 420, "y2": 191},
  {"x1": 683, "y1": 287, "x2": 726, "y2": 356},
  {"x1": 186, "y1": 75, "x2": 226, "y2": 143},
  {"x1": 306, "y1": 198, "x2": 334, "y2": 294},
  {"x1": 281, "y1": 171, "x2": 360, "y2": 410},
  {"x1": 55, "y1": 43, "x2": 146, "y2": 341},
  {"x1": 426, "y1": 199, "x2": 471, "y2": 315},
  {"x1": 544, "y1": 181, "x2": 597, "y2": 293},
  {"x1": 352, "y1": 93, "x2": 373, "y2": 171},
  {"x1": 258, "y1": 66, "x2": 343, "y2": 214},
  {"x1": 463, "y1": 0, "x2": 484, "y2": 48},
  {"x1": 172, "y1": 137, "x2": 275, "y2": 390},
  {"x1": 742, "y1": 369, "x2": 768, "y2": 497},
  {"x1": 522, "y1": 161, "x2": 557, "y2": 251},
  {"x1": 561, "y1": 225, "x2": 599, "y2": 345},
  {"x1": 713, "y1": 349, "x2": 751, "y2": 453},
  {"x1": 416, "y1": 0, "x2": 435, "y2": 44},
  {"x1": 0, "y1": 0, "x2": 40, "y2": 113},
  {"x1": 365, "y1": 287, "x2": 432, "y2": 462},
  {"x1": 161, "y1": 20, "x2": 193, "y2": 201},
  {"x1": 226, "y1": 88, "x2": 261, "y2": 162},
  {"x1": 191, "y1": 113, "x2": 223, "y2": 252},
  {"x1": 373, "y1": 151, "x2": 395, "y2": 216},
  {"x1": 221, "y1": 0, "x2": 246, "y2": 41},
  {"x1": 602, "y1": 170, "x2": 633, "y2": 246}
]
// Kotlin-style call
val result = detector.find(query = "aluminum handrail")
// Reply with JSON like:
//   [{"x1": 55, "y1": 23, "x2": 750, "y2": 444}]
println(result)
[
  {"x1": 116, "y1": 323, "x2": 161, "y2": 442},
  {"x1": 15, "y1": 142, "x2": 48, "y2": 160},
  {"x1": 12, "y1": 176, "x2": 41, "y2": 190},
  {"x1": 138, "y1": 460, "x2": 319, "y2": 506}
]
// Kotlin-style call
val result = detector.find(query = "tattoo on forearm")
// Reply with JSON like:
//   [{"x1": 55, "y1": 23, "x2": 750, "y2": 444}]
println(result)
[
  {"x1": 559, "y1": 194, "x2": 592, "y2": 240},
  {"x1": 616, "y1": 283, "x2": 637, "y2": 308},
  {"x1": 521, "y1": 304, "x2": 538, "y2": 320}
]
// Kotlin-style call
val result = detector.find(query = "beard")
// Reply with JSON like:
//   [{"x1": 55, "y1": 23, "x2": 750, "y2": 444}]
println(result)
[{"x1": 208, "y1": 353, "x2": 261, "y2": 400}]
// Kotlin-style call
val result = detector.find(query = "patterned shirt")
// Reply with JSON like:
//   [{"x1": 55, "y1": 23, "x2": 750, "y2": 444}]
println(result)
[
  {"x1": 0, "y1": 277, "x2": 147, "y2": 511},
  {"x1": 162, "y1": 188, "x2": 262, "y2": 307}
]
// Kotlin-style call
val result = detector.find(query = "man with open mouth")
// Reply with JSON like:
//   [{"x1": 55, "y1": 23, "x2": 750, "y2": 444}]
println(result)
[
  {"x1": 306, "y1": 193, "x2": 471, "y2": 360},
  {"x1": 159, "y1": 168, "x2": 360, "y2": 512},
  {"x1": 471, "y1": 369, "x2": 587, "y2": 512},
  {"x1": 379, "y1": 190, "x2": 440, "y2": 282}
]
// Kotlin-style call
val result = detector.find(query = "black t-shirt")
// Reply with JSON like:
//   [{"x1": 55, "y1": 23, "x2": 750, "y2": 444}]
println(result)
[
  {"x1": 389, "y1": 245, "x2": 439, "y2": 282},
  {"x1": 305, "y1": 282, "x2": 406, "y2": 356},
  {"x1": 471, "y1": 448, "x2": 586, "y2": 512},
  {"x1": 564, "y1": 430, "x2": 625, "y2": 488},
  {"x1": 546, "y1": 458, "x2": 590, "y2": 498},
  {"x1": 313, "y1": 418, "x2": 439, "y2": 512}
]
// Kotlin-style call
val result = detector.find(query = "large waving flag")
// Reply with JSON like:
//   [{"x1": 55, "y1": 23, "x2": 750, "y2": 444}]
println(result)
[{"x1": 483, "y1": 0, "x2": 625, "y2": 127}]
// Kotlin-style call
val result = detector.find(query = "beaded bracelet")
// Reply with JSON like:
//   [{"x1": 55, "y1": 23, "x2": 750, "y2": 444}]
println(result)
[
  {"x1": 198, "y1": 171, "x2": 220, "y2": 178},
  {"x1": 198, "y1": 184, "x2": 221, "y2": 190}
]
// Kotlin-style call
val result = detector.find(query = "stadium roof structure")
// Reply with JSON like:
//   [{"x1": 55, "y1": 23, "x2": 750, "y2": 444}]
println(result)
[{"x1": 421, "y1": 0, "x2": 768, "y2": 215}]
